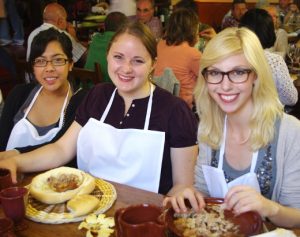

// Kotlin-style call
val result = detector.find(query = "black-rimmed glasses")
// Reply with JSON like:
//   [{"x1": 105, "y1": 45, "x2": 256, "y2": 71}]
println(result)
[
  {"x1": 203, "y1": 68, "x2": 253, "y2": 84},
  {"x1": 33, "y1": 58, "x2": 69, "y2": 67}
]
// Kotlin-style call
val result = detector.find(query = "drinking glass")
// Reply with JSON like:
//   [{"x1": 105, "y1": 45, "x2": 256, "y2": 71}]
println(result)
[
  {"x1": 287, "y1": 44, "x2": 297, "y2": 69},
  {"x1": 0, "y1": 187, "x2": 28, "y2": 231},
  {"x1": 0, "y1": 168, "x2": 13, "y2": 191}
]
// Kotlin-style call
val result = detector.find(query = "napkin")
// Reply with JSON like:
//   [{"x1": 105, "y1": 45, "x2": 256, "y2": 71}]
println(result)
[
  {"x1": 251, "y1": 228, "x2": 297, "y2": 237},
  {"x1": 202, "y1": 165, "x2": 260, "y2": 198}
]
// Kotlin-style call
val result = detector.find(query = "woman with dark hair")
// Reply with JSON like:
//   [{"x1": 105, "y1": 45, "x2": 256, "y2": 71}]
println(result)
[
  {"x1": 0, "y1": 28, "x2": 87, "y2": 165},
  {"x1": 154, "y1": 8, "x2": 201, "y2": 109},
  {"x1": 0, "y1": 21, "x2": 198, "y2": 196},
  {"x1": 174, "y1": 0, "x2": 216, "y2": 42},
  {"x1": 239, "y1": 8, "x2": 298, "y2": 106}
]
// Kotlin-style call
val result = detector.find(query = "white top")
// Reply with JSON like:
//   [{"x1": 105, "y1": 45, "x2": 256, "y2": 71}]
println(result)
[
  {"x1": 267, "y1": 28, "x2": 289, "y2": 58},
  {"x1": 264, "y1": 50, "x2": 298, "y2": 106},
  {"x1": 195, "y1": 114, "x2": 300, "y2": 209},
  {"x1": 108, "y1": 0, "x2": 136, "y2": 16}
]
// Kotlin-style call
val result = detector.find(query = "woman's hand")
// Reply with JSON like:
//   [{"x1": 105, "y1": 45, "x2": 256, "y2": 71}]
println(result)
[
  {"x1": 199, "y1": 28, "x2": 216, "y2": 40},
  {"x1": 163, "y1": 187, "x2": 206, "y2": 213},
  {"x1": 0, "y1": 158, "x2": 18, "y2": 183},
  {"x1": 225, "y1": 185, "x2": 278, "y2": 218}
]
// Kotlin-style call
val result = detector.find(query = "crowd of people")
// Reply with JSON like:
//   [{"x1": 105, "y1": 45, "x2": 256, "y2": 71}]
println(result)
[{"x1": 0, "y1": 0, "x2": 300, "y2": 230}]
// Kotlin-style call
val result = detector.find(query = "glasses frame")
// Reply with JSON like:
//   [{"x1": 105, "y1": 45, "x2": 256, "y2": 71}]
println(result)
[
  {"x1": 202, "y1": 68, "x2": 253, "y2": 84},
  {"x1": 32, "y1": 58, "x2": 69, "y2": 67}
]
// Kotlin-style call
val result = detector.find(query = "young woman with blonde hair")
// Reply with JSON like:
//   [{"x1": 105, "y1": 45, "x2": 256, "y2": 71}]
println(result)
[{"x1": 164, "y1": 27, "x2": 300, "y2": 228}]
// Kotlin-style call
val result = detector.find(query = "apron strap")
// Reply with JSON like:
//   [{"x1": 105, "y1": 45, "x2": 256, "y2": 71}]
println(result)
[
  {"x1": 218, "y1": 116, "x2": 227, "y2": 169},
  {"x1": 100, "y1": 84, "x2": 154, "y2": 131},
  {"x1": 100, "y1": 88, "x2": 117, "y2": 123},
  {"x1": 24, "y1": 84, "x2": 71, "y2": 127},
  {"x1": 250, "y1": 151, "x2": 258, "y2": 172},
  {"x1": 218, "y1": 115, "x2": 258, "y2": 172},
  {"x1": 23, "y1": 86, "x2": 43, "y2": 118},
  {"x1": 144, "y1": 83, "x2": 154, "y2": 130},
  {"x1": 58, "y1": 83, "x2": 71, "y2": 127}
]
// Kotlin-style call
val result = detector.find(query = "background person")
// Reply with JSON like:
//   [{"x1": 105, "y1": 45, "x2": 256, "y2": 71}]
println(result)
[
  {"x1": 0, "y1": 0, "x2": 24, "y2": 46},
  {"x1": 0, "y1": 28, "x2": 87, "y2": 168},
  {"x1": 163, "y1": 27, "x2": 300, "y2": 228},
  {"x1": 0, "y1": 21, "x2": 198, "y2": 196},
  {"x1": 173, "y1": 0, "x2": 217, "y2": 52},
  {"x1": 131, "y1": 0, "x2": 163, "y2": 40},
  {"x1": 221, "y1": 0, "x2": 248, "y2": 29},
  {"x1": 239, "y1": 8, "x2": 298, "y2": 106},
  {"x1": 84, "y1": 11, "x2": 128, "y2": 83},
  {"x1": 263, "y1": 5, "x2": 289, "y2": 58},
  {"x1": 26, "y1": 2, "x2": 87, "y2": 67},
  {"x1": 276, "y1": 0, "x2": 291, "y2": 26},
  {"x1": 154, "y1": 8, "x2": 201, "y2": 109}
]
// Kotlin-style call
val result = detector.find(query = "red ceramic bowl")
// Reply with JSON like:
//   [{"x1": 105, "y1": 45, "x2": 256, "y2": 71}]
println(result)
[{"x1": 165, "y1": 197, "x2": 263, "y2": 237}]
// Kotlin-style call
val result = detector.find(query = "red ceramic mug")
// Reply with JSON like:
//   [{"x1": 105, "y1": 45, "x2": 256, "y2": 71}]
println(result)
[
  {"x1": 115, "y1": 204, "x2": 167, "y2": 237},
  {"x1": 0, "y1": 187, "x2": 28, "y2": 225}
]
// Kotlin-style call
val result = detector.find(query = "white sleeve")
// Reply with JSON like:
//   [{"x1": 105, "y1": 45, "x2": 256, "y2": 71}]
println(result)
[{"x1": 265, "y1": 51, "x2": 298, "y2": 106}]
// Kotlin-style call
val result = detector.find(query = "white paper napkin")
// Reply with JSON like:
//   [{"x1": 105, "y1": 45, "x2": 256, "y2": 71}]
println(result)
[{"x1": 251, "y1": 228, "x2": 297, "y2": 237}]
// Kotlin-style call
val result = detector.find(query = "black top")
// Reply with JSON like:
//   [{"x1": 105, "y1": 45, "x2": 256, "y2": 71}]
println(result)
[
  {"x1": 0, "y1": 83, "x2": 88, "y2": 167},
  {"x1": 76, "y1": 83, "x2": 198, "y2": 194}
]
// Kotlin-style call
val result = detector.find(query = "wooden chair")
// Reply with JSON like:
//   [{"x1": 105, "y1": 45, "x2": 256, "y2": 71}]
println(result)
[
  {"x1": 69, "y1": 62, "x2": 104, "y2": 89},
  {"x1": 152, "y1": 68, "x2": 180, "y2": 96},
  {"x1": 15, "y1": 58, "x2": 32, "y2": 83},
  {"x1": 0, "y1": 50, "x2": 26, "y2": 99}
]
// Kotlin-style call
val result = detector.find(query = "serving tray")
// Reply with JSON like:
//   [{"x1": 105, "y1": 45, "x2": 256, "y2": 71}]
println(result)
[{"x1": 26, "y1": 178, "x2": 117, "y2": 224}]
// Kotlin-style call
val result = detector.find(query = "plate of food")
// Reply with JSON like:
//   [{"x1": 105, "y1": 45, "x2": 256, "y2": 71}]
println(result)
[
  {"x1": 165, "y1": 197, "x2": 263, "y2": 237},
  {"x1": 25, "y1": 167, "x2": 117, "y2": 224}
]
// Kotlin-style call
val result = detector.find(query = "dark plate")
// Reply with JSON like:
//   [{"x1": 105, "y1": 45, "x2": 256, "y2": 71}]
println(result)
[{"x1": 165, "y1": 197, "x2": 263, "y2": 237}]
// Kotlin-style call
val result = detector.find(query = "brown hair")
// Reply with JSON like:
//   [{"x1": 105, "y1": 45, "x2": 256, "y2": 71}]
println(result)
[
  {"x1": 107, "y1": 21, "x2": 157, "y2": 61},
  {"x1": 163, "y1": 8, "x2": 199, "y2": 46}
]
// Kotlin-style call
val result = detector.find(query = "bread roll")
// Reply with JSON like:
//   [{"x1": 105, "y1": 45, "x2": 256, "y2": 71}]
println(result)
[
  {"x1": 30, "y1": 167, "x2": 95, "y2": 204},
  {"x1": 67, "y1": 194, "x2": 100, "y2": 217}
]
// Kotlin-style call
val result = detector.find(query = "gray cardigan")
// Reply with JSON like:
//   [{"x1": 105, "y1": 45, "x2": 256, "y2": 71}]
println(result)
[{"x1": 195, "y1": 114, "x2": 300, "y2": 209}]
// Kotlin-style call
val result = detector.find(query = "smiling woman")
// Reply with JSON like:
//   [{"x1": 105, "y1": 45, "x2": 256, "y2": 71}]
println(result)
[
  {"x1": 0, "y1": 28, "x2": 88, "y2": 167},
  {"x1": 0, "y1": 21, "x2": 198, "y2": 197},
  {"x1": 164, "y1": 27, "x2": 300, "y2": 229}
]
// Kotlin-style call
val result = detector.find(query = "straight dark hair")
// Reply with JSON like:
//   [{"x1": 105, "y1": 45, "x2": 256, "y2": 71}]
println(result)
[
  {"x1": 29, "y1": 28, "x2": 73, "y2": 64},
  {"x1": 239, "y1": 8, "x2": 276, "y2": 49}
]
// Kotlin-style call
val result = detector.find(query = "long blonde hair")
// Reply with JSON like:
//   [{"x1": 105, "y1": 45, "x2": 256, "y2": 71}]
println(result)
[{"x1": 194, "y1": 27, "x2": 283, "y2": 150}]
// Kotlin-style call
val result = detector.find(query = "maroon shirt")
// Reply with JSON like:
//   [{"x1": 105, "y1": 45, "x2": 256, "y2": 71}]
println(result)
[{"x1": 75, "y1": 83, "x2": 198, "y2": 194}]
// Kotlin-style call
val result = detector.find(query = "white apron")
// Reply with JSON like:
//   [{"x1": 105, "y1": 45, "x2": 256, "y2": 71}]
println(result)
[
  {"x1": 77, "y1": 84, "x2": 165, "y2": 192},
  {"x1": 6, "y1": 85, "x2": 70, "y2": 150},
  {"x1": 202, "y1": 117, "x2": 261, "y2": 198}
]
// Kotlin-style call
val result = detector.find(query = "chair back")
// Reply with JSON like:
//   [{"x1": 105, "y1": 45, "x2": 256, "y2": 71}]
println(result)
[
  {"x1": 15, "y1": 58, "x2": 31, "y2": 83},
  {"x1": 69, "y1": 63, "x2": 104, "y2": 89},
  {"x1": 0, "y1": 56, "x2": 26, "y2": 99},
  {"x1": 152, "y1": 68, "x2": 180, "y2": 96}
]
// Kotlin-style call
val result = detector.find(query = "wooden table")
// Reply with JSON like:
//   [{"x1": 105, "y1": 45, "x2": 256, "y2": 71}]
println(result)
[
  {"x1": 0, "y1": 173, "x2": 164, "y2": 237},
  {"x1": 1, "y1": 173, "x2": 300, "y2": 237}
]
